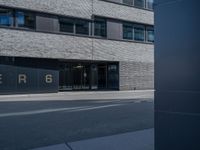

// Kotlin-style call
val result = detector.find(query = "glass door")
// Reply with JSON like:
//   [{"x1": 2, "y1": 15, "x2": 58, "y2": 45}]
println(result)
[
  {"x1": 107, "y1": 64, "x2": 119, "y2": 89},
  {"x1": 91, "y1": 64, "x2": 98, "y2": 90},
  {"x1": 73, "y1": 63, "x2": 83, "y2": 90},
  {"x1": 72, "y1": 63, "x2": 90, "y2": 90},
  {"x1": 82, "y1": 64, "x2": 90, "y2": 90},
  {"x1": 98, "y1": 64, "x2": 107, "y2": 89},
  {"x1": 59, "y1": 63, "x2": 72, "y2": 90}
]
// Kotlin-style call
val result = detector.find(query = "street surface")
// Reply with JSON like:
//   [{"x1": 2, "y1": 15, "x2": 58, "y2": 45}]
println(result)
[{"x1": 0, "y1": 90, "x2": 154, "y2": 150}]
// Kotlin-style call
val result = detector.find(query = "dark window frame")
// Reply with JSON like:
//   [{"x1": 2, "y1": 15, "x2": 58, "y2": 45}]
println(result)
[
  {"x1": 146, "y1": 26, "x2": 154, "y2": 43},
  {"x1": 0, "y1": 7, "x2": 14, "y2": 27},
  {"x1": 15, "y1": 10, "x2": 36, "y2": 30},
  {"x1": 59, "y1": 17, "x2": 75, "y2": 34},
  {"x1": 75, "y1": 19, "x2": 90, "y2": 35},
  {"x1": 93, "y1": 17, "x2": 107, "y2": 37},
  {"x1": 146, "y1": 0, "x2": 154, "y2": 10},
  {"x1": 100, "y1": 0, "x2": 154, "y2": 10},
  {"x1": 134, "y1": 24, "x2": 145, "y2": 42},
  {"x1": 122, "y1": 21, "x2": 153, "y2": 43},
  {"x1": 123, "y1": 23, "x2": 133, "y2": 40},
  {"x1": 0, "y1": 7, "x2": 36, "y2": 30},
  {"x1": 134, "y1": 0, "x2": 145, "y2": 8},
  {"x1": 0, "y1": 6, "x2": 154, "y2": 44},
  {"x1": 123, "y1": 0, "x2": 133, "y2": 6}
]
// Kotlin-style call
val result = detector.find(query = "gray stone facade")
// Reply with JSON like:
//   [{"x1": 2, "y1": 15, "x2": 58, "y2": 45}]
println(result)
[
  {"x1": 0, "y1": 0, "x2": 154, "y2": 90},
  {"x1": 0, "y1": 0, "x2": 153, "y2": 24}
]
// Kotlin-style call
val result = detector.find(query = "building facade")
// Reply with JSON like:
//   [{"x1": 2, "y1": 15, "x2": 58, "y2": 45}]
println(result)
[{"x1": 0, "y1": 0, "x2": 154, "y2": 94}]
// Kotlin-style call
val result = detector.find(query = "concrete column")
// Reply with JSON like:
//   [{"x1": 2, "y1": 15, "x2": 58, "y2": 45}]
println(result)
[{"x1": 155, "y1": 0, "x2": 200, "y2": 149}]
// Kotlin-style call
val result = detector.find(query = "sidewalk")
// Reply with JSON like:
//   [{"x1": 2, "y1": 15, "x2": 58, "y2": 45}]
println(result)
[
  {"x1": 32, "y1": 128, "x2": 154, "y2": 150},
  {"x1": 0, "y1": 90, "x2": 154, "y2": 102}
]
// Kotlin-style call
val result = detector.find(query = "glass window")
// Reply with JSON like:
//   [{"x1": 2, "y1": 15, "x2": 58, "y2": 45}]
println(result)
[
  {"x1": 0, "y1": 8, "x2": 13, "y2": 26},
  {"x1": 123, "y1": 24, "x2": 133, "y2": 40},
  {"x1": 123, "y1": 0, "x2": 133, "y2": 5},
  {"x1": 134, "y1": 26, "x2": 145, "y2": 41},
  {"x1": 107, "y1": 64, "x2": 119, "y2": 89},
  {"x1": 16, "y1": 11, "x2": 35, "y2": 29},
  {"x1": 134, "y1": 0, "x2": 145, "y2": 8},
  {"x1": 59, "y1": 18, "x2": 74, "y2": 33},
  {"x1": 146, "y1": 0, "x2": 154, "y2": 10},
  {"x1": 94, "y1": 18, "x2": 106, "y2": 37},
  {"x1": 75, "y1": 20, "x2": 89, "y2": 35},
  {"x1": 146, "y1": 27, "x2": 154, "y2": 42}
]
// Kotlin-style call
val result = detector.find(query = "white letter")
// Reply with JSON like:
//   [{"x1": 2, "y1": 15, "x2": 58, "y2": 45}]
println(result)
[
  {"x1": 45, "y1": 74, "x2": 53, "y2": 83},
  {"x1": 0, "y1": 74, "x2": 2, "y2": 84},
  {"x1": 18, "y1": 74, "x2": 27, "y2": 84}
]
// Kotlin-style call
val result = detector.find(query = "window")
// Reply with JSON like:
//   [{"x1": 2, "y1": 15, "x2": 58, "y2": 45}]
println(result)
[
  {"x1": 107, "y1": 64, "x2": 119, "y2": 89},
  {"x1": 94, "y1": 18, "x2": 106, "y2": 37},
  {"x1": 0, "y1": 8, "x2": 13, "y2": 26},
  {"x1": 75, "y1": 20, "x2": 89, "y2": 35},
  {"x1": 146, "y1": 0, "x2": 154, "y2": 10},
  {"x1": 16, "y1": 11, "x2": 35, "y2": 29},
  {"x1": 59, "y1": 18, "x2": 74, "y2": 33},
  {"x1": 146, "y1": 27, "x2": 154, "y2": 42},
  {"x1": 134, "y1": 26, "x2": 145, "y2": 41},
  {"x1": 123, "y1": 0, "x2": 133, "y2": 5},
  {"x1": 123, "y1": 24, "x2": 133, "y2": 40},
  {"x1": 134, "y1": 0, "x2": 145, "y2": 8}
]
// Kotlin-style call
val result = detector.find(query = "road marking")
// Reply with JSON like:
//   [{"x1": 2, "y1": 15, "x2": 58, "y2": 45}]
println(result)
[
  {"x1": 0, "y1": 106, "x2": 86, "y2": 118},
  {"x1": 69, "y1": 104, "x2": 124, "y2": 112},
  {"x1": 0, "y1": 104, "x2": 125, "y2": 118}
]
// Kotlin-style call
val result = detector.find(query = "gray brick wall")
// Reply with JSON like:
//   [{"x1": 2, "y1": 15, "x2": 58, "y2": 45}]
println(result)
[
  {"x1": 93, "y1": 38, "x2": 154, "y2": 62},
  {"x1": 0, "y1": 29, "x2": 153, "y2": 63},
  {"x1": 0, "y1": 0, "x2": 153, "y2": 25},
  {"x1": 0, "y1": 29, "x2": 93, "y2": 60},
  {"x1": 0, "y1": 0, "x2": 93, "y2": 19},
  {"x1": 120, "y1": 61, "x2": 154, "y2": 90},
  {"x1": 93, "y1": 0, "x2": 154, "y2": 24}
]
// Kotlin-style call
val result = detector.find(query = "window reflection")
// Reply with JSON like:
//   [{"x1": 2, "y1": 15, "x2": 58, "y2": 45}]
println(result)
[
  {"x1": 0, "y1": 8, "x2": 13, "y2": 26},
  {"x1": 134, "y1": 0, "x2": 145, "y2": 8},
  {"x1": 75, "y1": 20, "x2": 89, "y2": 35},
  {"x1": 59, "y1": 18, "x2": 74, "y2": 33},
  {"x1": 94, "y1": 18, "x2": 107, "y2": 37},
  {"x1": 123, "y1": 24, "x2": 133, "y2": 40},
  {"x1": 147, "y1": 28, "x2": 154, "y2": 42},
  {"x1": 134, "y1": 27, "x2": 145, "y2": 41},
  {"x1": 16, "y1": 11, "x2": 35, "y2": 29},
  {"x1": 146, "y1": 0, "x2": 154, "y2": 10},
  {"x1": 123, "y1": 0, "x2": 133, "y2": 5}
]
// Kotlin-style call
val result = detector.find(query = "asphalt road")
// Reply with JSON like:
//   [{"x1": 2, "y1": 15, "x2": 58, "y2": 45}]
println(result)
[{"x1": 0, "y1": 98, "x2": 154, "y2": 150}]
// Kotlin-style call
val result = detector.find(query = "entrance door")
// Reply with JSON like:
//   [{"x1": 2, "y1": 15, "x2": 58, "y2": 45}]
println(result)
[
  {"x1": 73, "y1": 63, "x2": 82, "y2": 90},
  {"x1": 59, "y1": 63, "x2": 72, "y2": 90},
  {"x1": 91, "y1": 64, "x2": 98, "y2": 90},
  {"x1": 98, "y1": 64, "x2": 107, "y2": 89},
  {"x1": 82, "y1": 64, "x2": 90, "y2": 90},
  {"x1": 72, "y1": 63, "x2": 90, "y2": 90},
  {"x1": 107, "y1": 64, "x2": 119, "y2": 89}
]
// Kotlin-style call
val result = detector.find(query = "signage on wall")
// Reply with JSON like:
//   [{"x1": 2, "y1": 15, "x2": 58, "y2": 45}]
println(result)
[
  {"x1": 0, "y1": 74, "x2": 54, "y2": 84},
  {"x1": 0, "y1": 64, "x2": 59, "y2": 94}
]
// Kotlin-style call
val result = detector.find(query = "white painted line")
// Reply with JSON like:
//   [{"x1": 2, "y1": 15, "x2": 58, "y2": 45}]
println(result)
[
  {"x1": 69, "y1": 104, "x2": 124, "y2": 112},
  {"x1": 0, "y1": 106, "x2": 87, "y2": 118},
  {"x1": 0, "y1": 103, "x2": 126, "y2": 118}
]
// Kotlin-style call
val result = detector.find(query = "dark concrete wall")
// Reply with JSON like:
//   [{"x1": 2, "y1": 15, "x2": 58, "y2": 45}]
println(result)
[
  {"x1": 0, "y1": 57, "x2": 59, "y2": 94},
  {"x1": 155, "y1": 0, "x2": 200, "y2": 149}
]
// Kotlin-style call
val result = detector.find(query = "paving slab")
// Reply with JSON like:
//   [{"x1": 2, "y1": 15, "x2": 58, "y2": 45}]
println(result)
[
  {"x1": 31, "y1": 144, "x2": 71, "y2": 150},
  {"x1": 69, "y1": 128, "x2": 154, "y2": 150},
  {"x1": 31, "y1": 129, "x2": 154, "y2": 150}
]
